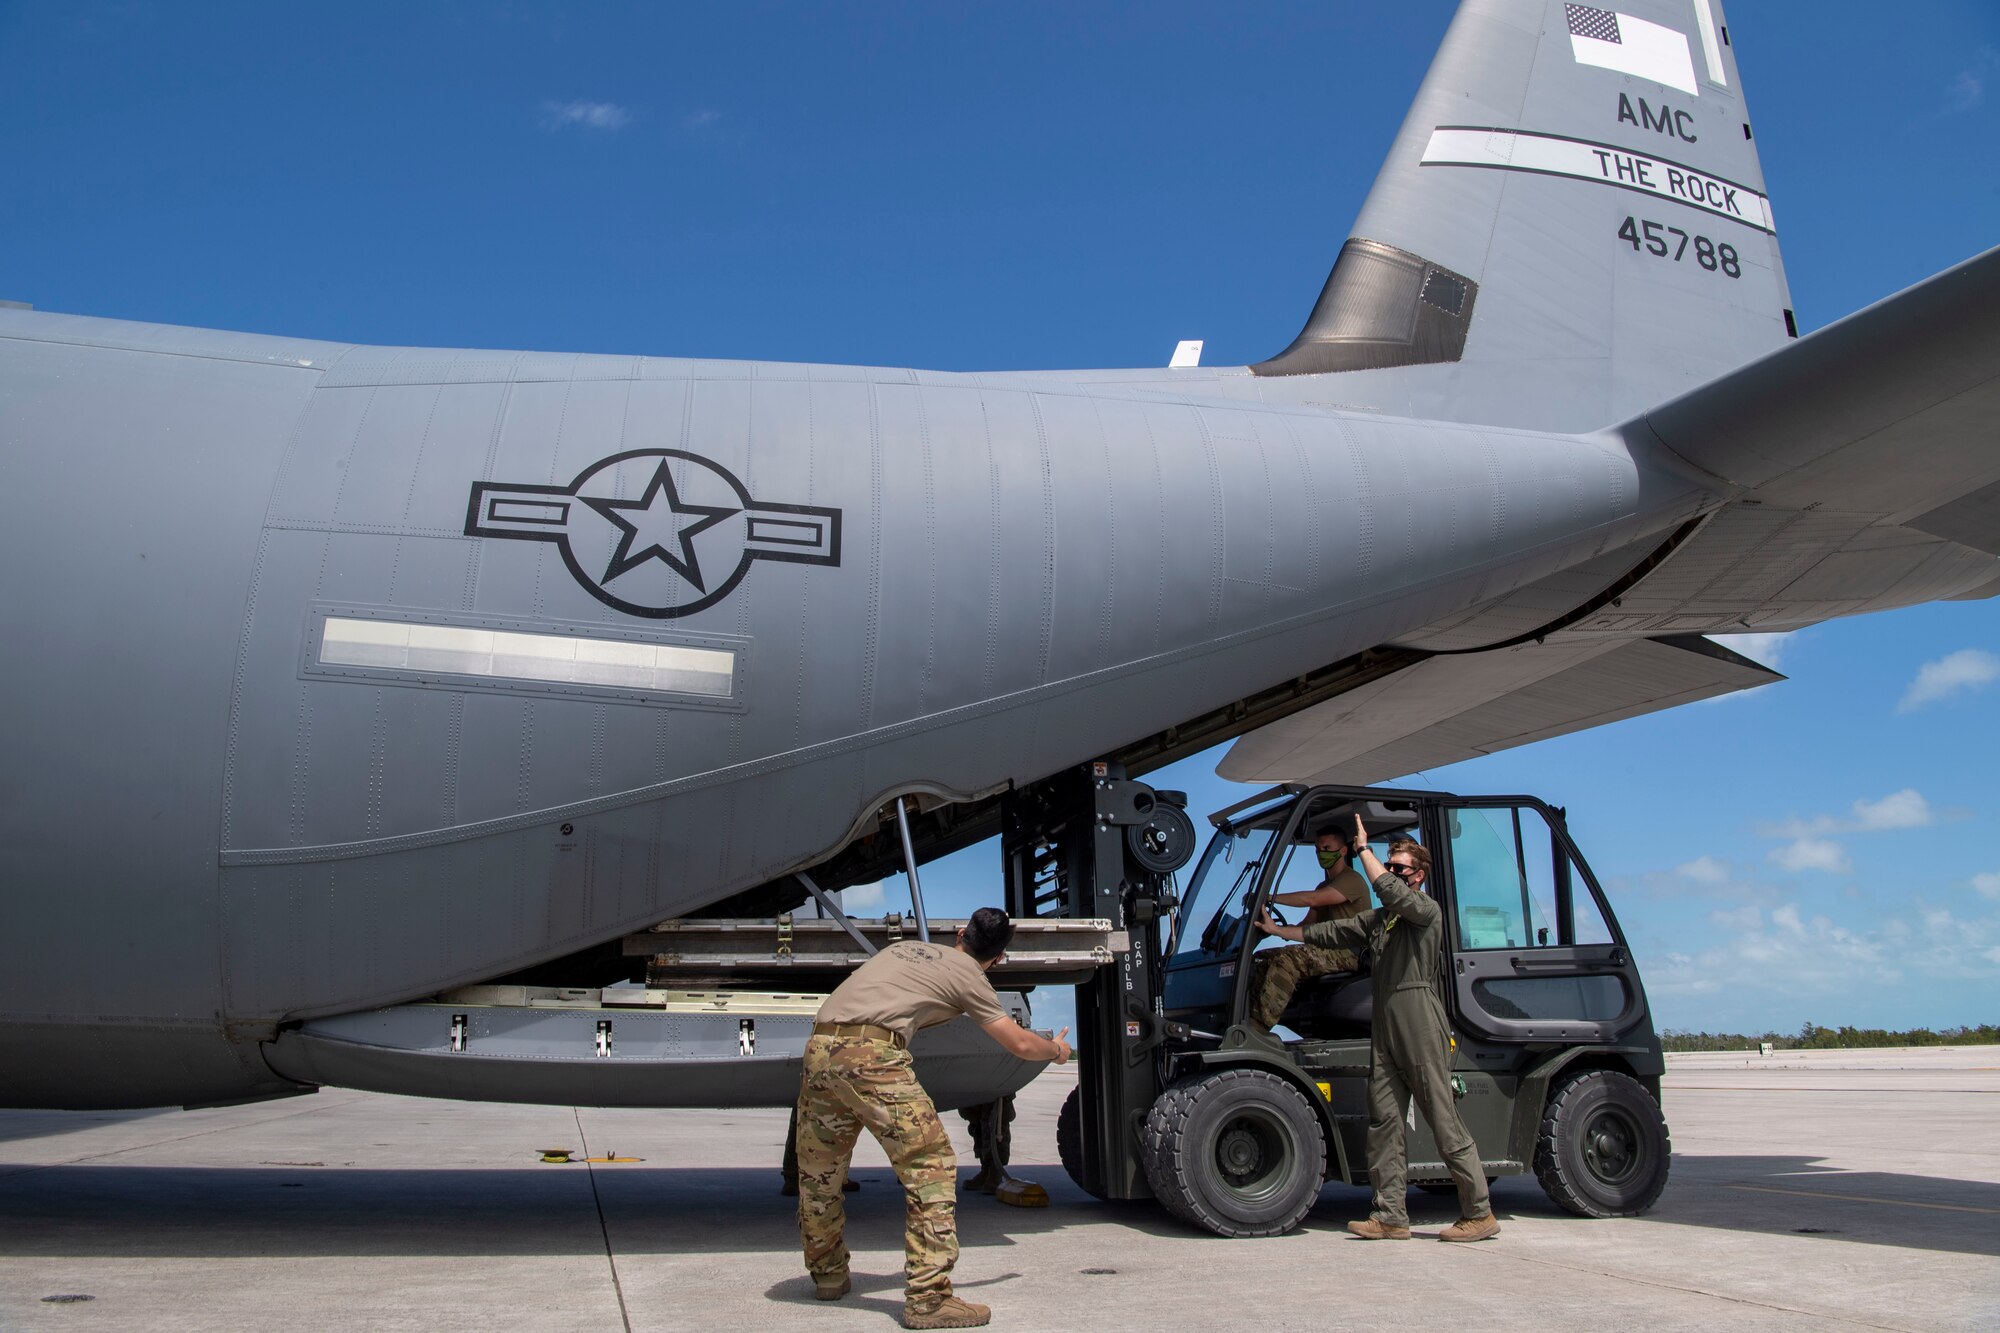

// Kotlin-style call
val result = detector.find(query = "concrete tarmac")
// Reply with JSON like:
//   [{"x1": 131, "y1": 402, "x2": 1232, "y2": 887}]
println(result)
[{"x1": 3, "y1": 1047, "x2": 1997, "y2": 1332}]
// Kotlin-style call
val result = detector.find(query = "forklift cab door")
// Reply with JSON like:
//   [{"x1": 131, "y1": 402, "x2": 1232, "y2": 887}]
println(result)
[{"x1": 1437, "y1": 798, "x2": 1650, "y2": 1044}]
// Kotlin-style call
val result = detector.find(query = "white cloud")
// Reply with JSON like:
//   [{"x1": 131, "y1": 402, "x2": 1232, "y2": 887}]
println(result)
[
  {"x1": 1762, "y1": 788, "x2": 1934, "y2": 840},
  {"x1": 1708, "y1": 630, "x2": 1797, "y2": 670},
  {"x1": 541, "y1": 100, "x2": 631, "y2": 131},
  {"x1": 1617, "y1": 863, "x2": 1784, "y2": 906},
  {"x1": 1644, "y1": 899, "x2": 2000, "y2": 1024},
  {"x1": 1755, "y1": 789, "x2": 1943, "y2": 880},
  {"x1": 1973, "y1": 873, "x2": 2000, "y2": 902},
  {"x1": 1769, "y1": 837, "x2": 1850, "y2": 874},
  {"x1": 683, "y1": 108, "x2": 722, "y2": 130},
  {"x1": 837, "y1": 879, "x2": 886, "y2": 911},
  {"x1": 1898, "y1": 648, "x2": 2000, "y2": 712},
  {"x1": 1677, "y1": 855, "x2": 1730, "y2": 885},
  {"x1": 1708, "y1": 905, "x2": 1761, "y2": 933},
  {"x1": 1851, "y1": 789, "x2": 1934, "y2": 831},
  {"x1": 1945, "y1": 48, "x2": 1998, "y2": 114}
]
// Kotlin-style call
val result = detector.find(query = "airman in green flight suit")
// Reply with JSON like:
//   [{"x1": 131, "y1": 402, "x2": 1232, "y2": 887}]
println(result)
[{"x1": 1257, "y1": 813, "x2": 1499, "y2": 1242}]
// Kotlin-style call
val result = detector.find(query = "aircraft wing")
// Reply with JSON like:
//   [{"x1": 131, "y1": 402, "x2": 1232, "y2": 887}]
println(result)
[
  {"x1": 1217, "y1": 635, "x2": 1780, "y2": 786},
  {"x1": 1642, "y1": 244, "x2": 2000, "y2": 551}
]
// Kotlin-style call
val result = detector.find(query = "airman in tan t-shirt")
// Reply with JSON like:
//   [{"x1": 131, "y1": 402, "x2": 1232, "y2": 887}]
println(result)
[
  {"x1": 795, "y1": 908, "x2": 1070, "y2": 1329},
  {"x1": 815, "y1": 940, "x2": 1010, "y2": 1043}
]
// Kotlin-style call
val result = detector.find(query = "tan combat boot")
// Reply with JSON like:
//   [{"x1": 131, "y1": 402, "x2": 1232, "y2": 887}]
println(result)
[
  {"x1": 1439, "y1": 1213, "x2": 1501, "y2": 1242},
  {"x1": 813, "y1": 1275, "x2": 852, "y2": 1301},
  {"x1": 902, "y1": 1294, "x2": 992, "y2": 1328},
  {"x1": 1346, "y1": 1216, "x2": 1412, "y2": 1240}
]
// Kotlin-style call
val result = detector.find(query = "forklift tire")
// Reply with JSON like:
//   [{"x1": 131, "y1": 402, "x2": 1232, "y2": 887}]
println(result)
[
  {"x1": 1140, "y1": 1069, "x2": 1325, "y2": 1237},
  {"x1": 1056, "y1": 1087, "x2": 1106, "y2": 1200},
  {"x1": 1533, "y1": 1069, "x2": 1671, "y2": 1218}
]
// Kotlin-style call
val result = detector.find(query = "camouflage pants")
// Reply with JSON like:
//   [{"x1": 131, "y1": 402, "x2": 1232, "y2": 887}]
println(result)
[
  {"x1": 1249, "y1": 942, "x2": 1357, "y2": 1029},
  {"x1": 796, "y1": 1033, "x2": 959, "y2": 1301}
]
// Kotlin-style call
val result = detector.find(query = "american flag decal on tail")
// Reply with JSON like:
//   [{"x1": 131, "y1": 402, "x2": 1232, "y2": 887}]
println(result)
[
  {"x1": 1565, "y1": 5, "x2": 1620, "y2": 43},
  {"x1": 1563, "y1": 4, "x2": 1699, "y2": 97}
]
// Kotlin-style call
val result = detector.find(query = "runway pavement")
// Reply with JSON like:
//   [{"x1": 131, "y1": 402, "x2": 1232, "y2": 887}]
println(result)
[{"x1": 2, "y1": 1046, "x2": 1996, "y2": 1331}]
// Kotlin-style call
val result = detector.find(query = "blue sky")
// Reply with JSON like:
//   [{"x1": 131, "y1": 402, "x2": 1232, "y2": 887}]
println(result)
[{"x1": 3, "y1": 2, "x2": 1996, "y2": 1035}]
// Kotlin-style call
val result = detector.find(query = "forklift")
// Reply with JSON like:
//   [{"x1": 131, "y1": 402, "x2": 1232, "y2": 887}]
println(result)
[{"x1": 1009, "y1": 761, "x2": 1672, "y2": 1237}]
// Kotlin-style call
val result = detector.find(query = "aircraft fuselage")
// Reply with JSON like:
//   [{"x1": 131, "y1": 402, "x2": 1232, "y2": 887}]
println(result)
[{"x1": 0, "y1": 314, "x2": 1703, "y2": 1107}]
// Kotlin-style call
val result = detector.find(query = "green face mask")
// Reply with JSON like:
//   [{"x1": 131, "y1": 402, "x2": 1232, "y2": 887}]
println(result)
[{"x1": 1317, "y1": 849, "x2": 1345, "y2": 869}]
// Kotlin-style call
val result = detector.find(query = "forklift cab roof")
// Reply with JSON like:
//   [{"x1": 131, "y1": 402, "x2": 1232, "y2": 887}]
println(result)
[{"x1": 1209, "y1": 782, "x2": 1441, "y2": 844}]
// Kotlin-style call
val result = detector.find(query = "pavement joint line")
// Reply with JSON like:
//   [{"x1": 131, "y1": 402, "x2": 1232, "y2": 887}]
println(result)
[
  {"x1": 574, "y1": 1106, "x2": 634, "y2": 1333},
  {"x1": 1723, "y1": 1183, "x2": 2000, "y2": 1214},
  {"x1": 0, "y1": 1091, "x2": 365, "y2": 1182},
  {"x1": 1460, "y1": 1241, "x2": 1913, "y2": 1331},
  {"x1": 1672, "y1": 1080, "x2": 2000, "y2": 1088}
]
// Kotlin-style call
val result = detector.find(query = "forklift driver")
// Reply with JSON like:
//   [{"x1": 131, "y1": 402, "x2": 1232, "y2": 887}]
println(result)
[
  {"x1": 1256, "y1": 816, "x2": 1500, "y2": 1243},
  {"x1": 1246, "y1": 828, "x2": 1367, "y2": 1032}
]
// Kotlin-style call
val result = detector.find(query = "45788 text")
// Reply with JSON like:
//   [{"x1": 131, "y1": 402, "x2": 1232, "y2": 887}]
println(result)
[{"x1": 1616, "y1": 216, "x2": 1740, "y2": 277}]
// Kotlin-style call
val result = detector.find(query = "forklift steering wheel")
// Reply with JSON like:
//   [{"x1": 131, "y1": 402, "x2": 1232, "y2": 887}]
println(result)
[{"x1": 1250, "y1": 891, "x2": 1288, "y2": 928}]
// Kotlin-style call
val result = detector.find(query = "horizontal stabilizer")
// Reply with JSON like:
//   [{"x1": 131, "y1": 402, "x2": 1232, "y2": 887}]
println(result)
[
  {"x1": 1641, "y1": 245, "x2": 2000, "y2": 543},
  {"x1": 1218, "y1": 635, "x2": 1780, "y2": 786},
  {"x1": 1908, "y1": 478, "x2": 2000, "y2": 560}
]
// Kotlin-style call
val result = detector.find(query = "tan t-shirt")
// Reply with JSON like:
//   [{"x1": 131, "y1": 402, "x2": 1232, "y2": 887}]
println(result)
[
  {"x1": 1303, "y1": 867, "x2": 1370, "y2": 928},
  {"x1": 815, "y1": 941, "x2": 1009, "y2": 1043}
]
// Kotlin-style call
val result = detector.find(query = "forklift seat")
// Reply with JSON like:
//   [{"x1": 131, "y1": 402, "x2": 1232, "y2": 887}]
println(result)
[{"x1": 1280, "y1": 969, "x2": 1372, "y2": 1040}]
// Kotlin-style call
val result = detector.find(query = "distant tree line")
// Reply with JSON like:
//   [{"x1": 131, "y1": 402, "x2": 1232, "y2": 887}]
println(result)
[{"x1": 1661, "y1": 1023, "x2": 2000, "y2": 1052}]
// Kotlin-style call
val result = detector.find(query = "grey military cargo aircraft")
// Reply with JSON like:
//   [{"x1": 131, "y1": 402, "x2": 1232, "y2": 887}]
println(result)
[{"x1": 4, "y1": 0, "x2": 1996, "y2": 1113}]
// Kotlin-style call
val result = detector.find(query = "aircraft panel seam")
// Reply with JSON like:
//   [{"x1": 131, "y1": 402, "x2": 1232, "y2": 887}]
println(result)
[
  {"x1": 220, "y1": 366, "x2": 338, "y2": 853},
  {"x1": 0, "y1": 331, "x2": 343, "y2": 370},
  {"x1": 917, "y1": 386, "x2": 939, "y2": 716},
  {"x1": 219, "y1": 507, "x2": 1677, "y2": 867},
  {"x1": 1083, "y1": 394, "x2": 1119, "y2": 671},
  {"x1": 1183, "y1": 407, "x2": 1225, "y2": 638},
  {"x1": 859, "y1": 380, "x2": 885, "y2": 731},
  {"x1": 1028, "y1": 392, "x2": 1058, "y2": 694}
]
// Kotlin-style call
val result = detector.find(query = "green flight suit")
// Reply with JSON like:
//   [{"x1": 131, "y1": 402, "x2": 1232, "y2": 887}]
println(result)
[{"x1": 1303, "y1": 870, "x2": 1491, "y2": 1227}]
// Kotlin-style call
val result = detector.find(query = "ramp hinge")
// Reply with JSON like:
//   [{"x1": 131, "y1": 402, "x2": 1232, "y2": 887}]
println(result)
[
  {"x1": 450, "y1": 1013, "x2": 468, "y2": 1052},
  {"x1": 776, "y1": 912, "x2": 793, "y2": 958},
  {"x1": 738, "y1": 1018, "x2": 757, "y2": 1056},
  {"x1": 884, "y1": 912, "x2": 904, "y2": 944},
  {"x1": 594, "y1": 1019, "x2": 613, "y2": 1058}
]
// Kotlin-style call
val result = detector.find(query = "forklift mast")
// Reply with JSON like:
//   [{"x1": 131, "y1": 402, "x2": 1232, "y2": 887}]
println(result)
[{"x1": 1002, "y1": 761, "x2": 1195, "y2": 1200}]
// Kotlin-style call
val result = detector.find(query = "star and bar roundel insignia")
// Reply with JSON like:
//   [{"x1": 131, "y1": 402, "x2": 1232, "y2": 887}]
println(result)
[{"x1": 464, "y1": 449, "x2": 842, "y2": 619}]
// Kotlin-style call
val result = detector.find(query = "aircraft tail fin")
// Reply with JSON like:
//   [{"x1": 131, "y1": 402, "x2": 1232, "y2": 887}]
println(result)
[{"x1": 1256, "y1": 0, "x2": 1793, "y2": 432}]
